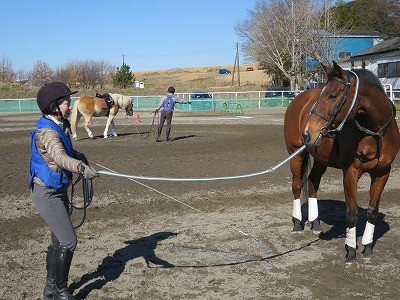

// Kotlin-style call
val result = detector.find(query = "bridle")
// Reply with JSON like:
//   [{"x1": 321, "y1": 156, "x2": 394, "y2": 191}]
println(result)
[
  {"x1": 310, "y1": 69, "x2": 394, "y2": 147},
  {"x1": 125, "y1": 103, "x2": 134, "y2": 117},
  {"x1": 310, "y1": 70, "x2": 358, "y2": 147}
]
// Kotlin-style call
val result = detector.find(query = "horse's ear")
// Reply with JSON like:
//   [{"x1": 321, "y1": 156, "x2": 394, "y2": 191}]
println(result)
[
  {"x1": 320, "y1": 61, "x2": 333, "y2": 76},
  {"x1": 332, "y1": 61, "x2": 345, "y2": 80}
]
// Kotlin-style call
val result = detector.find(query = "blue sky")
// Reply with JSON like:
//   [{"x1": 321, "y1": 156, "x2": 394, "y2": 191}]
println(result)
[{"x1": 1, "y1": 0, "x2": 259, "y2": 73}]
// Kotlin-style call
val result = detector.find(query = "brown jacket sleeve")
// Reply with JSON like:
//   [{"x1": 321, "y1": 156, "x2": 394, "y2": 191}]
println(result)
[{"x1": 35, "y1": 128, "x2": 82, "y2": 174}]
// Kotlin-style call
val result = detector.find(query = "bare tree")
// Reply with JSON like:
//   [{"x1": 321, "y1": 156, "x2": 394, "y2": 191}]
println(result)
[
  {"x1": 29, "y1": 60, "x2": 53, "y2": 86},
  {"x1": 53, "y1": 59, "x2": 114, "y2": 90},
  {"x1": 236, "y1": 0, "x2": 337, "y2": 90},
  {"x1": 15, "y1": 68, "x2": 28, "y2": 83},
  {"x1": 0, "y1": 55, "x2": 16, "y2": 83}
]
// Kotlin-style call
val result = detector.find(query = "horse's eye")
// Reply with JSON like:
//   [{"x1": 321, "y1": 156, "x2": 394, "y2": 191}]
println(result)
[{"x1": 329, "y1": 93, "x2": 338, "y2": 99}]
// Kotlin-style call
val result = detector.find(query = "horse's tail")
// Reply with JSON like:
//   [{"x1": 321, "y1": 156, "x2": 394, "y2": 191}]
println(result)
[
  {"x1": 300, "y1": 151, "x2": 313, "y2": 202},
  {"x1": 70, "y1": 99, "x2": 80, "y2": 135}
]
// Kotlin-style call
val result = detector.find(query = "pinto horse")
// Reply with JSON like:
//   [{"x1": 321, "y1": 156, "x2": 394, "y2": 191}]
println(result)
[
  {"x1": 70, "y1": 93, "x2": 134, "y2": 139},
  {"x1": 284, "y1": 61, "x2": 400, "y2": 263}
]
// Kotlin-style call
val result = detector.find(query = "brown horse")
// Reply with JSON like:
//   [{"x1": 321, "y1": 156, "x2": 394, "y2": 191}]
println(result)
[
  {"x1": 284, "y1": 61, "x2": 400, "y2": 263},
  {"x1": 70, "y1": 93, "x2": 134, "y2": 139}
]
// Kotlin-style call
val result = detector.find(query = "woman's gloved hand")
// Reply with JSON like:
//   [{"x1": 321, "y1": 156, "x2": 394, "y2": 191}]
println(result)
[{"x1": 79, "y1": 163, "x2": 99, "y2": 179}]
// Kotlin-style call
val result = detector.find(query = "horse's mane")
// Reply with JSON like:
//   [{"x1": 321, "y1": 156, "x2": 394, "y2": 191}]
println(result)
[
  {"x1": 109, "y1": 93, "x2": 132, "y2": 108},
  {"x1": 350, "y1": 68, "x2": 385, "y2": 94}
]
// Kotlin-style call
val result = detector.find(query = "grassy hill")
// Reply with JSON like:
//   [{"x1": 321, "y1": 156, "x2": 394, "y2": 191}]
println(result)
[
  {"x1": 0, "y1": 65, "x2": 271, "y2": 99},
  {"x1": 134, "y1": 64, "x2": 271, "y2": 95}
]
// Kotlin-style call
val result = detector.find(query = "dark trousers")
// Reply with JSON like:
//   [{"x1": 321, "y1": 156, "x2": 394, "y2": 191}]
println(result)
[{"x1": 158, "y1": 110, "x2": 173, "y2": 131}]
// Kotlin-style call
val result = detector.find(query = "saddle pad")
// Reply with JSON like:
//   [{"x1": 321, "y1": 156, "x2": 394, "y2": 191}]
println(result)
[{"x1": 97, "y1": 97, "x2": 109, "y2": 109}]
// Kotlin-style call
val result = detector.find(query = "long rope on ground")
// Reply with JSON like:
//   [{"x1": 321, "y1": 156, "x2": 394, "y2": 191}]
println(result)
[
  {"x1": 97, "y1": 145, "x2": 306, "y2": 182},
  {"x1": 89, "y1": 160, "x2": 276, "y2": 267}
]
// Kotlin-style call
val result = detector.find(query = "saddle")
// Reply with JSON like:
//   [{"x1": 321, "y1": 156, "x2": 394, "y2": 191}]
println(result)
[{"x1": 96, "y1": 93, "x2": 115, "y2": 109}]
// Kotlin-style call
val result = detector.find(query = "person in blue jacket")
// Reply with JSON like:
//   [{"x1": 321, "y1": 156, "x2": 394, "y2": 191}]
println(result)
[
  {"x1": 155, "y1": 86, "x2": 190, "y2": 142},
  {"x1": 29, "y1": 82, "x2": 98, "y2": 300}
]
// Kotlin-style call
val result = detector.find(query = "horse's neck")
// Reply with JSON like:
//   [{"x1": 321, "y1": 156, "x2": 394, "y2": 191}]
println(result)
[
  {"x1": 357, "y1": 90, "x2": 392, "y2": 130},
  {"x1": 112, "y1": 94, "x2": 129, "y2": 109}
]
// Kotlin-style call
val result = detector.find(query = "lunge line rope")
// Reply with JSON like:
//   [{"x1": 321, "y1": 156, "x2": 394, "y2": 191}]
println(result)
[
  {"x1": 96, "y1": 145, "x2": 306, "y2": 182},
  {"x1": 90, "y1": 145, "x2": 307, "y2": 267}
]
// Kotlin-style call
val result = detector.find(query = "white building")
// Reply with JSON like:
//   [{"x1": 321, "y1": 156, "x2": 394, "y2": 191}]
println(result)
[{"x1": 338, "y1": 37, "x2": 400, "y2": 90}]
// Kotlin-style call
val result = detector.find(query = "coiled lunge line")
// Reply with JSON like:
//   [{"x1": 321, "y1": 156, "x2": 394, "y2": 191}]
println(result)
[{"x1": 97, "y1": 145, "x2": 306, "y2": 182}]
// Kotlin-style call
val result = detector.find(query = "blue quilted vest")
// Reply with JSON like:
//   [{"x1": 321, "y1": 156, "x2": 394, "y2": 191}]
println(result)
[
  {"x1": 162, "y1": 94, "x2": 175, "y2": 112},
  {"x1": 29, "y1": 116, "x2": 74, "y2": 190}
]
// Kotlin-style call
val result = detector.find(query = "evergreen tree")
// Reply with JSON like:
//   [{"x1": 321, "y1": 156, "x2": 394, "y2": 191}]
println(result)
[
  {"x1": 333, "y1": 0, "x2": 400, "y2": 38},
  {"x1": 112, "y1": 64, "x2": 134, "y2": 89}
]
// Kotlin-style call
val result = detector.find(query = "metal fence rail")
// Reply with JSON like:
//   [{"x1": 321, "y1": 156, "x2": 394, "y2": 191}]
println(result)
[
  {"x1": 0, "y1": 96, "x2": 293, "y2": 113},
  {"x1": 2, "y1": 87, "x2": 398, "y2": 113}
]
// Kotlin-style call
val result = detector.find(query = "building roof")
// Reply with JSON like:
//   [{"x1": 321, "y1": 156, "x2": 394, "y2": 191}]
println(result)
[
  {"x1": 334, "y1": 29, "x2": 384, "y2": 38},
  {"x1": 314, "y1": 29, "x2": 384, "y2": 39}
]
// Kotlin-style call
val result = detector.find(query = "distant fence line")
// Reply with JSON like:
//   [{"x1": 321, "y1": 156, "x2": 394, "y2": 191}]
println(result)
[
  {"x1": 0, "y1": 91, "x2": 294, "y2": 113},
  {"x1": 2, "y1": 87, "x2": 399, "y2": 113}
]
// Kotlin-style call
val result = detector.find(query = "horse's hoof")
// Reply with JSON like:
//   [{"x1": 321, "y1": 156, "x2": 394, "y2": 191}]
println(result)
[
  {"x1": 292, "y1": 217, "x2": 303, "y2": 233},
  {"x1": 310, "y1": 218, "x2": 323, "y2": 234},
  {"x1": 362, "y1": 243, "x2": 373, "y2": 259},
  {"x1": 345, "y1": 245, "x2": 357, "y2": 264}
]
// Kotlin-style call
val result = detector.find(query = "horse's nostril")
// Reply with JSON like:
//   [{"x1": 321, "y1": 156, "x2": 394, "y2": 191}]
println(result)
[{"x1": 302, "y1": 131, "x2": 311, "y2": 144}]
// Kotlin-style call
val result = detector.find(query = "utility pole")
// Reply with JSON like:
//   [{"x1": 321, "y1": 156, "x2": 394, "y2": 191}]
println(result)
[
  {"x1": 231, "y1": 42, "x2": 240, "y2": 87},
  {"x1": 122, "y1": 54, "x2": 125, "y2": 66}
]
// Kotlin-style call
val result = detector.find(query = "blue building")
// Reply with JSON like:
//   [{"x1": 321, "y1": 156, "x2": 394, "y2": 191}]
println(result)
[
  {"x1": 305, "y1": 30, "x2": 384, "y2": 71},
  {"x1": 338, "y1": 36, "x2": 400, "y2": 96}
]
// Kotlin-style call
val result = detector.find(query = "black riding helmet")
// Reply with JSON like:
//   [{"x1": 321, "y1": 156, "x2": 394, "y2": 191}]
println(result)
[{"x1": 37, "y1": 82, "x2": 78, "y2": 113}]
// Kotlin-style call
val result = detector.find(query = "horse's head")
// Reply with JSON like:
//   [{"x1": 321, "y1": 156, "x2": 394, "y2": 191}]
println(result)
[
  {"x1": 125, "y1": 97, "x2": 134, "y2": 117},
  {"x1": 303, "y1": 61, "x2": 357, "y2": 146}
]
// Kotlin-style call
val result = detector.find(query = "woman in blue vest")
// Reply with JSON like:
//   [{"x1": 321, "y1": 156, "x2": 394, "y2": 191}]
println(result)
[
  {"x1": 155, "y1": 86, "x2": 190, "y2": 142},
  {"x1": 29, "y1": 82, "x2": 98, "y2": 300}
]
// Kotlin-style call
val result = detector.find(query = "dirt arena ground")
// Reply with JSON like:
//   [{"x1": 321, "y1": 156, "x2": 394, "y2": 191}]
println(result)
[{"x1": 1, "y1": 108, "x2": 400, "y2": 300}]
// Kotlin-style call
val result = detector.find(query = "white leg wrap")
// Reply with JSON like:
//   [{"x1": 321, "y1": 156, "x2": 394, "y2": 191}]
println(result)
[
  {"x1": 86, "y1": 128, "x2": 93, "y2": 138},
  {"x1": 292, "y1": 198, "x2": 302, "y2": 220},
  {"x1": 345, "y1": 227, "x2": 357, "y2": 249},
  {"x1": 308, "y1": 197, "x2": 318, "y2": 222},
  {"x1": 362, "y1": 221, "x2": 375, "y2": 245}
]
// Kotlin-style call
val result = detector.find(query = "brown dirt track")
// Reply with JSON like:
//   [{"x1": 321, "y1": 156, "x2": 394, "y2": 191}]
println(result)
[{"x1": 1, "y1": 108, "x2": 400, "y2": 300}]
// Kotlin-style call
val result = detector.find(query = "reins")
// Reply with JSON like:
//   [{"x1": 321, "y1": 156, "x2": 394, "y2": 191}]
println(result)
[{"x1": 353, "y1": 96, "x2": 395, "y2": 138}]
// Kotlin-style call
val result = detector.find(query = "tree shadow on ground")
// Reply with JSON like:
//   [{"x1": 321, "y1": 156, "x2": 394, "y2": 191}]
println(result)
[{"x1": 69, "y1": 231, "x2": 177, "y2": 299}]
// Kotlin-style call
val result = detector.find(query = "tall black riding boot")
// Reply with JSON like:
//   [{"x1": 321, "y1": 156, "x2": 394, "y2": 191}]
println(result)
[
  {"x1": 54, "y1": 246, "x2": 75, "y2": 300},
  {"x1": 43, "y1": 245, "x2": 57, "y2": 300},
  {"x1": 156, "y1": 127, "x2": 162, "y2": 142},
  {"x1": 166, "y1": 128, "x2": 171, "y2": 141}
]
